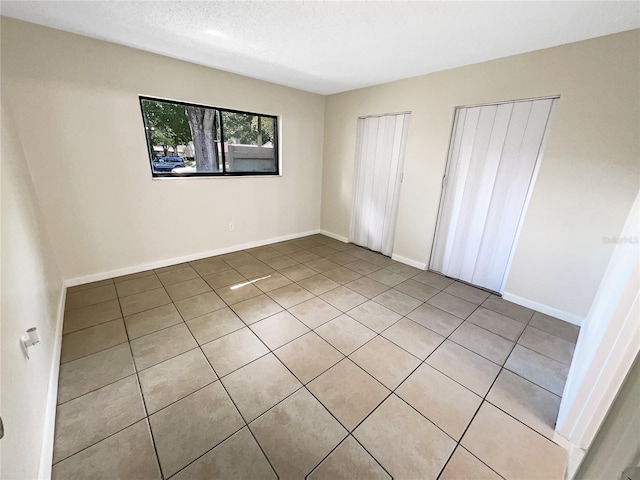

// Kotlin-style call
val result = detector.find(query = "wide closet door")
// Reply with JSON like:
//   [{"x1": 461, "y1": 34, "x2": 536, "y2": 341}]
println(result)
[
  {"x1": 431, "y1": 97, "x2": 557, "y2": 293},
  {"x1": 350, "y1": 113, "x2": 411, "y2": 256}
]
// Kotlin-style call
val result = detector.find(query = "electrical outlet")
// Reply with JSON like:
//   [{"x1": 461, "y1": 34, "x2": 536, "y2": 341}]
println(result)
[{"x1": 228, "y1": 222, "x2": 234, "y2": 231}]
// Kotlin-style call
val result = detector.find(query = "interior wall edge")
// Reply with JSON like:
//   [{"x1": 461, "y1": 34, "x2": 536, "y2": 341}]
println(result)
[
  {"x1": 391, "y1": 253, "x2": 427, "y2": 270},
  {"x1": 64, "y1": 229, "x2": 321, "y2": 287},
  {"x1": 37, "y1": 287, "x2": 66, "y2": 480},
  {"x1": 318, "y1": 229, "x2": 348, "y2": 243},
  {"x1": 502, "y1": 292, "x2": 584, "y2": 326}
]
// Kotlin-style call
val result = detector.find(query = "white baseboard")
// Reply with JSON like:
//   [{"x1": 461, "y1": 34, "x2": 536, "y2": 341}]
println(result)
[
  {"x1": 391, "y1": 254, "x2": 427, "y2": 270},
  {"x1": 502, "y1": 292, "x2": 584, "y2": 326},
  {"x1": 39, "y1": 284, "x2": 66, "y2": 479},
  {"x1": 319, "y1": 230, "x2": 349, "y2": 243},
  {"x1": 65, "y1": 229, "x2": 321, "y2": 287}
]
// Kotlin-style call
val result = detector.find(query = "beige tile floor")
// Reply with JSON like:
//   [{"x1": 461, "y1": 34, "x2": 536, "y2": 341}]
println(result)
[{"x1": 53, "y1": 234, "x2": 578, "y2": 479}]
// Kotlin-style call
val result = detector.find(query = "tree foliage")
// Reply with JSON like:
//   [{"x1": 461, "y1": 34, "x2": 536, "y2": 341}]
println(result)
[
  {"x1": 142, "y1": 100, "x2": 192, "y2": 154},
  {"x1": 223, "y1": 112, "x2": 273, "y2": 145}
]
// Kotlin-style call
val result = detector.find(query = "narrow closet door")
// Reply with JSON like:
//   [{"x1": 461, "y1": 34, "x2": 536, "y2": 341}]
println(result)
[
  {"x1": 431, "y1": 98, "x2": 557, "y2": 293},
  {"x1": 350, "y1": 113, "x2": 411, "y2": 256}
]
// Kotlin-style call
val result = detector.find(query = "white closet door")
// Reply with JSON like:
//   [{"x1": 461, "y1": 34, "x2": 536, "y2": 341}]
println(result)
[
  {"x1": 431, "y1": 98, "x2": 557, "y2": 292},
  {"x1": 350, "y1": 113, "x2": 411, "y2": 256}
]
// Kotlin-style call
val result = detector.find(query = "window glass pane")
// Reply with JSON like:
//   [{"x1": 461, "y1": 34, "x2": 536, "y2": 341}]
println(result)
[
  {"x1": 260, "y1": 117, "x2": 275, "y2": 146},
  {"x1": 141, "y1": 99, "x2": 221, "y2": 174},
  {"x1": 141, "y1": 99, "x2": 194, "y2": 174},
  {"x1": 222, "y1": 111, "x2": 277, "y2": 173},
  {"x1": 141, "y1": 97, "x2": 277, "y2": 176}
]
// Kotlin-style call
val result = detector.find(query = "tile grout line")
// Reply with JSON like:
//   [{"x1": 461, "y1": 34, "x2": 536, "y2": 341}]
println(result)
[
  {"x1": 56, "y1": 369, "x2": 137, "y2": 408},
  {"x1": 304, "y1": 432, "x2": 394, "y2": 479},
  {"x1": 436, "y1": 444, "x2": 507, "y2": 480},
  {"x1": 62, "y1": 314, "x2": 125, "y2": 336},
  {"x1": 51, "y1": 416, "x2": 151, "y2": 467},
  {"x1": 117, "y1": 293, "x2": 167, "y2": 480}
]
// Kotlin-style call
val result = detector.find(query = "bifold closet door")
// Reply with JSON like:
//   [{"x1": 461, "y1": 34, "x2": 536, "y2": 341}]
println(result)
[
  {"x1": 350, "y1": 113, "x2": 411, "y2": 256},
  {"x1": 431, "y1": 98, "x2": 557, "y2": 293}
]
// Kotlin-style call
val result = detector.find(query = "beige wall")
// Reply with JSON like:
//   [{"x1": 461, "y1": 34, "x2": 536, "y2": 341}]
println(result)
[
  {"x1": 1, "y1": 104, "x2": 64, "y2": 479},
  {"x1": 1, "y1": 18, "x2": 325, "y2": 282},
  {"x1": 322, "y1": 30, "x2": 640, "y2": 320}
]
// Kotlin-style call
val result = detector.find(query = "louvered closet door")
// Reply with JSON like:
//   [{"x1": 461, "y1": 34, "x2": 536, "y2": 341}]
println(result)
[
  {"x1": 431, "y1": 98, "x2": 557, "y2": 293},
  {"x1": 350, "y1": 113, "x2": 411, "y2": 256}
]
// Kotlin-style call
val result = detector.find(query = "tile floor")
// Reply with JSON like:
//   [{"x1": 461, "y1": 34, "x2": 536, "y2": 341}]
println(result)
[{"x1": 52, "y1": 234, "x2": 578, "y2": 479}]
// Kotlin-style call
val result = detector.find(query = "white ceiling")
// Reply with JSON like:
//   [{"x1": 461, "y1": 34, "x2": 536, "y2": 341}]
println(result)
[{"x1": 2, "y1": 1, "x2": 638, "y2": 95}]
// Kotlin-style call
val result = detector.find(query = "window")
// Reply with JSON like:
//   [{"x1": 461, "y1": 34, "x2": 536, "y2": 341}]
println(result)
[{"x1": 139, "y1": 96, "x2": 279, "y2": 177}]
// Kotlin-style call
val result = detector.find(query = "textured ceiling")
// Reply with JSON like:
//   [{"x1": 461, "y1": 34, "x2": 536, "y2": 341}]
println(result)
[{"x1": 2, "y1": 1, "x2": 638, "y2": 95}]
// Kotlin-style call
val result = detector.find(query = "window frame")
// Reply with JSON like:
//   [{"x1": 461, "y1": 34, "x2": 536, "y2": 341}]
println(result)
[{"x1": 139, "y1": 95, "x2": 280, "y2": 178}]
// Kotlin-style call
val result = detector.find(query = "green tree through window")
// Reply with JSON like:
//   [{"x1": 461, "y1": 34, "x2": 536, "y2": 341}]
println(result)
[{"x1": 141, "y1": 100, "x2": 192, "y2": 156}]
